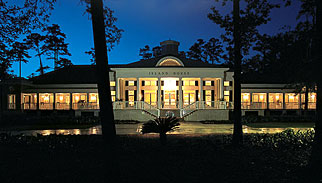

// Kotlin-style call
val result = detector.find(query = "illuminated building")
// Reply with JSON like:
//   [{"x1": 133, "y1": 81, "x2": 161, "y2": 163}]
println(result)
[{"x1": 1, "y1": 40, "x2": 316, "y2": 121}]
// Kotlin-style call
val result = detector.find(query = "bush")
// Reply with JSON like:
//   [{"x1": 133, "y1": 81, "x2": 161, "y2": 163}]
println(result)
[{"x1": 141, "y1": 117, "x2": 180, "y2": 145}]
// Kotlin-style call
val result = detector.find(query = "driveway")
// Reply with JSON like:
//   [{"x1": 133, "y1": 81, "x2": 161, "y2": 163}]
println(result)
[{"x1": 2, "y1": 122, "x2": 313, "y2": 136}]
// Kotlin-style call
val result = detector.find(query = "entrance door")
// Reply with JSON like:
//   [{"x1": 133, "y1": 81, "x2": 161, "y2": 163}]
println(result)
[
  {"x1": 164, "y1": 90, "x2": 176, "y2": 108},
  {"x1": 183, "y1": 91, "x2": 195, "y2": 106}
]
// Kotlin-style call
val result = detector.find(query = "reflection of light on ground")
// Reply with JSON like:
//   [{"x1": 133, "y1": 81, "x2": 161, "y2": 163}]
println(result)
[
  {"x1": 42, "y1": 130, "x2": 52, "y2": 136},
  {"x1": 73, "y1": 129, "x2": 80, "y2": 135}
]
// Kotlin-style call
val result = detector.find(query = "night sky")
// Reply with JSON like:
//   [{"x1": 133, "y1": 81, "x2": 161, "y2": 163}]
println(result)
[{"x1": 13, "y1": 0, "x2": 301, "y2": 77}]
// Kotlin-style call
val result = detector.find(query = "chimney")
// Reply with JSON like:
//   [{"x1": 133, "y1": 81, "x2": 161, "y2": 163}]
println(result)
[{"x1": 160, "y1": 40, "x2": 180, "y2": 55}]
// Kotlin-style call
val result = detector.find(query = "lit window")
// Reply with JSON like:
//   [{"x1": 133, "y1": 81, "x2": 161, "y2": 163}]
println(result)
[
  {"x1": 129, "y1": 90, "x2": 134, "y2": 95},
  {"x1": 111, "y1": 91, "x2": 116, "y2": 95},
  {"x1": 145, "y1": 81, "x2": 151, "y2": 86},
  {"x1": 224, "y1": 81, "x2": 230, "y2": 87},
  {"x1": 252, "y1": 93, "x2": 266, "y2": 102},
  {"x1": 129, "y1": 81, "x2": 135, "y2": 86},
  {"x1": 205, "y1": 81, "x2": 211, "y2": 86},
  {"x1": 151, "y1": 81, "x2": 156, "y2": 86},
  {"x1": 8, "y1": 94, "x2": 16, "y2": 109},
  {"x1": 190, "y1": 81, "x2": 195, "y2": 86},
  {"x1": 224, "y1": 96, "x2": 230, "y2": 102},
  {"x1": 158, "y1": 59, "x2": 182, "y2": 66},
  {"x1": 241, "y1": 93, "x2": 250, "y2": 102},
  {"x1": 224, "y1": 91, "x2": 230, "y2": 96},
  {"x1": 110, "y1": 81, "x2": 115, "y2": 86}
]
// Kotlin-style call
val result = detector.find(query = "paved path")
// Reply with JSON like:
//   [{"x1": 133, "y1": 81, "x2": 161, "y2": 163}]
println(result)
[{"x1": 1, "y1": 122, "x2": 313, "y2": 136}]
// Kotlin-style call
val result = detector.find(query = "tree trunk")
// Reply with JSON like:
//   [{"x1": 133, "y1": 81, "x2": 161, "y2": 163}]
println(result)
[
  {"x1": 309, "y1": 0, "x2": 322, "y2": 181},
  {"x1": 37, "y1": 47, "x2": 44, "y2": 75},
  {"x1": 305, "y1": 86, "x2": 309, "y2": 111},
  {"x1": 90, "y1": 0, "x2": 118, "y2": 182},
  {"x1": 160, "y1": 132, "x2": 167, "y2": 145},
  {"x1": 232, "y1": 0, "x2": 243, "y2": 146}
]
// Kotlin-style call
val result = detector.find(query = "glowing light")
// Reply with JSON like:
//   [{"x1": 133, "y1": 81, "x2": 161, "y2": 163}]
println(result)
[
  {"x1": 163, "y1": 79, "x2": 177, "y2": 91},
  {"x1": 289, "y1": 95, "x2": 294, "y2": 100},
  {"x1": 91, "y1": 95, "x2": 96, "y2": 101},
  {"x1": 243, "y1": 94, "x2": 249, "y2": 101},
  {"x1": 276, "y1": 95, "x2": 280, "y2": 100},
  {"x1": 59, "y1": 96, "x2": 63, "y2": 101},
  {"x1": 75, "y1": 96, "x2": 80, "y2": 101},
  {"x1": 44, "y1": 96, "x2": 49, "y2": 102},
  {"x1": 311, "y1": 94, "x2": 315, "y2": 99},
  {"x1": 260, "y1": 95, "x2": 264, "y2": 100}
]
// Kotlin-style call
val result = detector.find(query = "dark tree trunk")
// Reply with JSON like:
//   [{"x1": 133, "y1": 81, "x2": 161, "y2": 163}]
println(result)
[
  {"x1": 309, "y1": 0, "x2": 322, "y2": 181},
  {"x1": 90, "y1": 0, "x2": 118, "y2": 182},
  {"x1": 90, "y1": 0, "x2": 116, "y2": 143},
  {"x1": 160, "y1": 132, "x2": 167, "y2": 145},
  {"x1": 37, "y1": 47, "x2": 44, "y2": 75},
  {"x1": 232, "y1": 0, "x2": 243, "y2": 146},
  {"x1": 305, "y1": 86, "x2": 309, "y2": 111}
]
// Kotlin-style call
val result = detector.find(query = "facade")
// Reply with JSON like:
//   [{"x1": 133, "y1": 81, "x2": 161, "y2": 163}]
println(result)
[{"x1": 1, "y1": 40, "x2": 316, "y2": 121}]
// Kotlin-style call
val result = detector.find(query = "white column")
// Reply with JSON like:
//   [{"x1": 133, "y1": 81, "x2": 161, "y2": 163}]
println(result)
[
  {"x1": 116, "y1": 78, "x2": 120, "y2": 100},
  {"x1": 179, "y1": 77, "x2": 182, "y2": 109},
  {"x1": 200, "y1": 78, "x2": 203, "y2": 109},
  {"x1": 136, "y1": 78, "x2": 140, "y2": 101},
  {"x1": 158, "y1": 78, "x2": 161, "y2": 109},
  {"x1": 220, "y1": 78, "x2": 224, "y2": 100}
]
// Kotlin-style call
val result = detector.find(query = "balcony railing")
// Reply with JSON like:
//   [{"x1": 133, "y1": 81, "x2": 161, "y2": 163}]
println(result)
[
  {"x1": 39, "y1": 103, "x2": 53, "y2": 110},
  {"x1": 8, "y1": 103, "x2": 16, "y2": 110},
  {"x1": 23, "y1": 103, "x2": 37, "y2": 110},
  {"x1": 269, "y1": 102, "x2": 283, "y2": 109},
  {"x1": 56, "y1": 103, "x2": 70, "y2": 110},
  {"x1": 285, "y1": 102, "x2": 300, "y2": 109}
]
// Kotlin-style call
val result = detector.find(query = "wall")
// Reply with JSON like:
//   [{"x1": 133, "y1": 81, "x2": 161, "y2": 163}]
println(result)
[{"x1": 184, "y1": 109, "x2": 229, "y2": 121}]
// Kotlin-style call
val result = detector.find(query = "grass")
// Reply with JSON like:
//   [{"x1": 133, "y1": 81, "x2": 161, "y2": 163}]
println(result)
[
  {"x1": 0, "y1": 131, "x2": 317, "y2": 183},
  {"x1": 246, "y1": 122, "x2": 315, "y2": 128}
]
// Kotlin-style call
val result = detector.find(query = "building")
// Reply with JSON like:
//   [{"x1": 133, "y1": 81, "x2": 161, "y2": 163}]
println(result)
[{"x1": 0, "y1": 40, "x2": 317, "y2": 122}]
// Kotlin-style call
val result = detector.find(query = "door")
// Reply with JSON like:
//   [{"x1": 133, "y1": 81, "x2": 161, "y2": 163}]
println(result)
[{"x1": 164, "y1": 90, "x2": 176, "y2": 108}]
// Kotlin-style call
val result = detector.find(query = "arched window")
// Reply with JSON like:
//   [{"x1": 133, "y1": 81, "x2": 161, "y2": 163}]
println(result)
[{"x1": 156, "y1": 57, "x2": 184, "y2": 67}]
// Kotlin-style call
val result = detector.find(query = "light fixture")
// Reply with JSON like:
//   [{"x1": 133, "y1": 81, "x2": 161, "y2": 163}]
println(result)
[
  {"x1": 260, "y1": 95, "x2": 264, "y2": 100},
  {"x1": 75, "y1": 96, "x2": 80, "y2": 101},
  {"x1": 243, "y1": 94, "x2": 249, "y2": 101},
  {"x1": 59, "y1": 96, "x2": 63, "y2": 101},
  {"x1": 276, "y1": 95, "x2": 279, "y2": 100}
]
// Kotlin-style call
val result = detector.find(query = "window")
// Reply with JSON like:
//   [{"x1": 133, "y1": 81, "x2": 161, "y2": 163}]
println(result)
[
  {"x1": 224, "y1": 91, "x2": 230, "y2": 96},
  {"x1": 158, "y1": 59, "x2": 182, "y2": 66},
  {"x1": 224, "y1": 81, "x2": 230, "y2": 87},
  {"x1": 8, "y1": 94, "x2": 16, "y2": 110},
  {"x1": 252, "y1": 93, "x2": 266, "y2": 103},
  {"x1": 241, "y1": 93, "x2": 250, "y2": 102},
  {"x1": 205, "y1": 81, "x2": 211, "y2": 86},
  {"x1": 129, "y1": 81, "x2": 135, "y2": 86},
  {"x1": 110, "y1": 81, "x2": 116, "y2": 86},
  {"x1": 39, "y1": 93, "x2": 54, "y2": 110},
  {"x1": 22, "y1": 93, "x2": 37, "y2": 110},
  {"x1": 72, "y1": 93, "x2": 87, "y2": 110},
  {"x1": 55, "y1": 93, "x2": 70, "y2": 110},
  {"x1": 183, "y1": 80, "x2": 198, "y2": 86}
]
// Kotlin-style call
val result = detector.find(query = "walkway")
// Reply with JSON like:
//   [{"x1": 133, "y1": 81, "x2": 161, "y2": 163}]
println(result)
[{"x1": 1, "y1": 122, "x2": 313, "y2": 136}]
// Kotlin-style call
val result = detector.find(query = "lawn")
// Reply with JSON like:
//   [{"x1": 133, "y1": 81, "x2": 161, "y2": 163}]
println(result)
[{"x1": 0, "y1": 130, "x2": 317, "y2": 183}]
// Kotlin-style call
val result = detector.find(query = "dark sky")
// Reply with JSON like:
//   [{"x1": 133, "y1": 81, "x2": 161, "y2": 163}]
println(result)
[{"x1": 13, "y1": 0, "x2": 302, "y2": 77}]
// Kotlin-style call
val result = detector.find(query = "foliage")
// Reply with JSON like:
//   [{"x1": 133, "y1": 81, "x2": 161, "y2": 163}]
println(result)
[
  {"x1": 139, "y1": 45, "x2": 152, "y2": 60},
  {"x1": 141, "y1": 116, "x2": 180, "y2": 144},
  {"x1": 208, "y1": 0, "x2": 280, "y2": 65},
  {"x1": 24, "y1": 33, "x2": 49, "y2": 75},
  {"x1": 83, "y1": 1, "x2": 123, "y2": 64},
  {"x1": 41, "y1": 24, "x2": 72, "y2": 70},
  {"x1": 187, "y1": 38, "x2": 227, "y2": 64},
  {"x1": 0, "y1": 0, "x2": 56, "y2": 80}
]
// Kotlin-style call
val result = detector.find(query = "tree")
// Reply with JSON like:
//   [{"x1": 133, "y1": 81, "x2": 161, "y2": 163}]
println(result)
[
  {"x1": 0, "y1": 0, "x2": 56, "y2": 80},
  {"x1": 24, "y1": 33, "x2": 49, "y2": 75},
  {"x1": 10, "y1": 42, "x2": 31, "y2": 78},
  {"x1": 308, "y1": 0, "x2": 322, "y2": 181},
  {"x1": 41, "y1": 24, "x2": 72, "y2": 70},
  {"x1": 90, "y1": 0, "x2": 119, "y2": 181},
  {"x1": 208, "y1": 0, "x2": 280, "y2": 146},
  {"x1": 139, "y1": 45, "x2": 152, "y2": 60},
  {"x1": 84, "y1": 1, "x2": 123, "y2": 64},
  {"x1": 187, "y1": 38, "x2": 227, "y2": 64}
]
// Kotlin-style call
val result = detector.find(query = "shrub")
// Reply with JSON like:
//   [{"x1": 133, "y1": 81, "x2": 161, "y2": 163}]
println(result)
[{"x1": 141, "y1": 117, "x2": 180, "y2": 145}]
